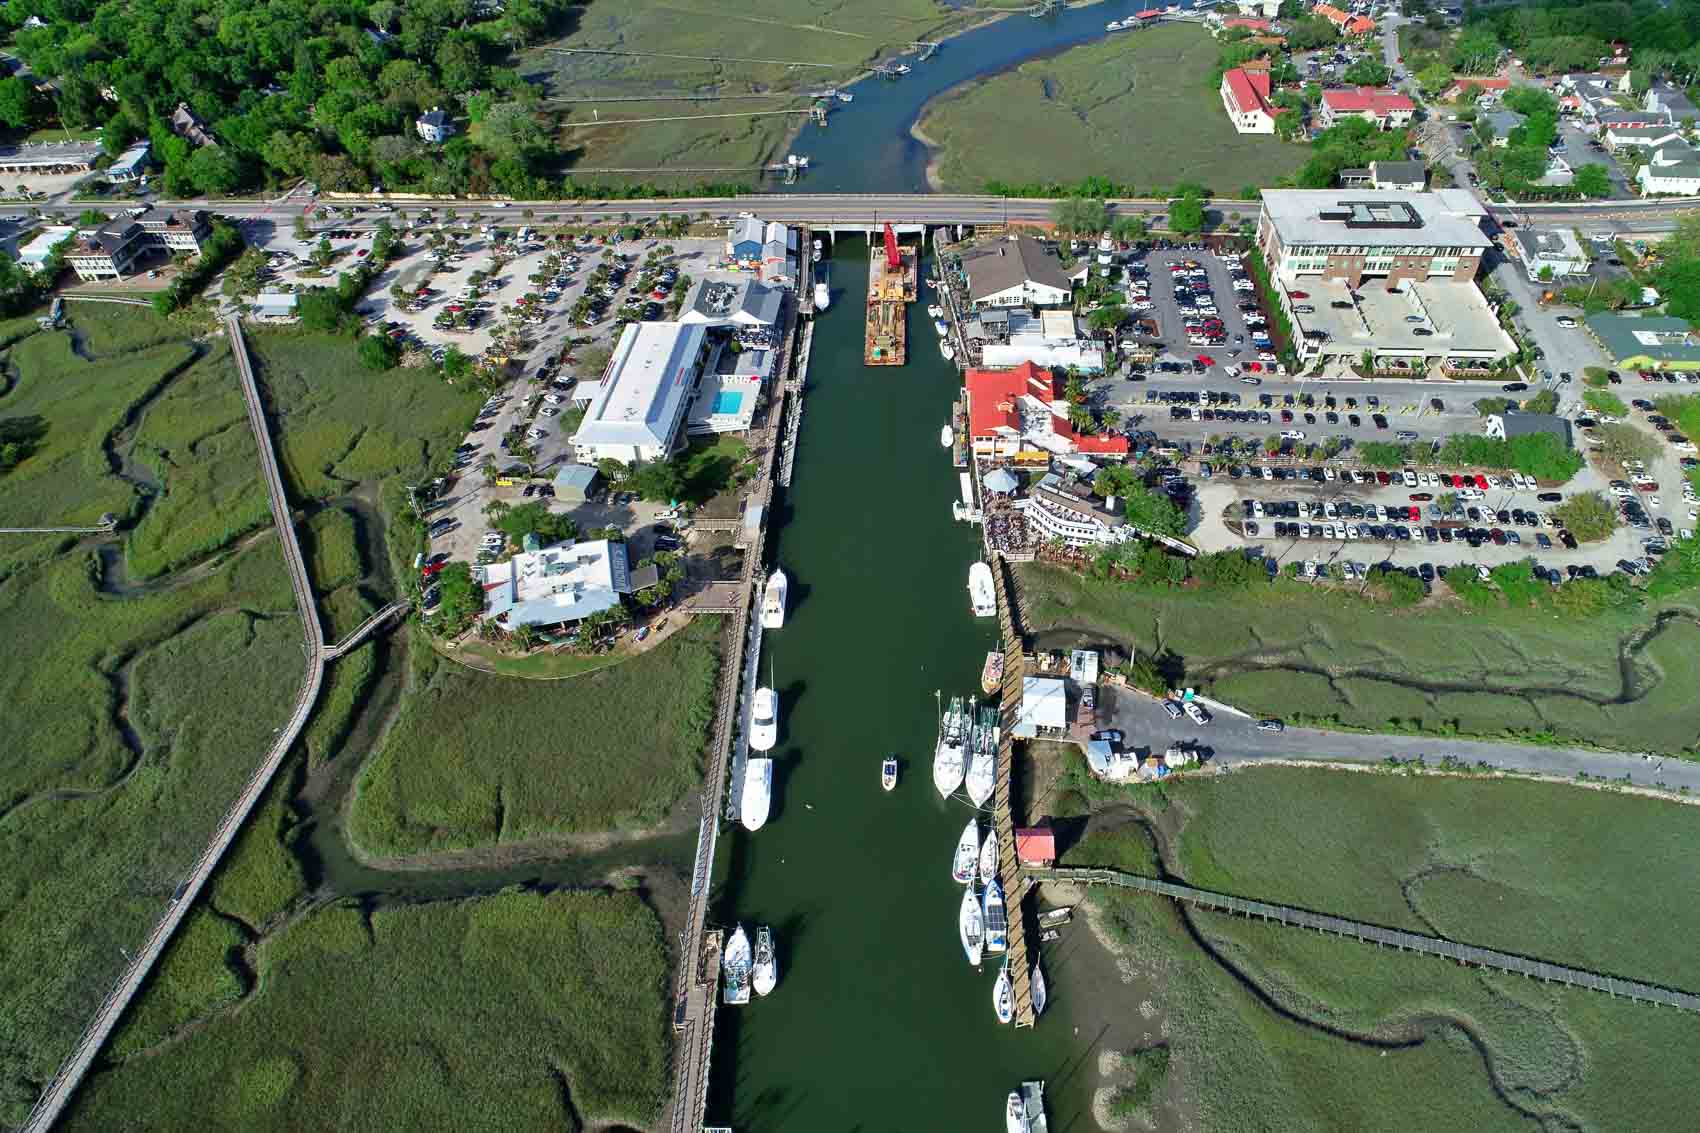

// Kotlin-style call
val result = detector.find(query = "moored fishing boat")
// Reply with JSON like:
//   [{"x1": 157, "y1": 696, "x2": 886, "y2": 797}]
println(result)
[
  {"x1": 723, "y1": 924, "x2": 752, "y2": 1005},
  {"x1": 932, "y1": 694, "x2": 967, "y2": 797},
  {"x1": 749, "y1": 686, "x2": 778, "y2": 751},
  {"x1": 761, "y1": 568, "x2": 788, "y2": 629},
  {"x1": 969, "y1": 561, "x2": 996, "y2": 618},
  {"x1": 741, "y1": 757, "x2": 773, "y2": 831},
  {"x1": 978, "y1": 827, "x2": 997, "y2": 886},
  {"x1": 881, "y1": 756, "x2": 898, "y2": 791},
  {"x1": 993, "y1": 959, "x2": 1014, "y2": 1024},
  {"x1": 965, "y1": 741, "x2": 995, "y2": 809},
  {"x1": 752, "y1": 925, "x2": 778, "y2": 996},
  {"x1": 981, "y1": 650, "x2": 1004, "y2": 695},
  {"x1": 959, "y1": 884, "x2": 984, "y2": 966},
  {"x1": 983, "y1": 878, "x2": 1008, "y2": 954},
  {"x1": 951, "y1": 819, "x2": 978, "y2": 884}
]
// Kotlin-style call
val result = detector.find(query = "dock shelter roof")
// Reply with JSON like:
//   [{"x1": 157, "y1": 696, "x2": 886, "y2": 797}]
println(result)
[{"x1": 1010, "y1": 676, "x2": 1067, "y2": 737}]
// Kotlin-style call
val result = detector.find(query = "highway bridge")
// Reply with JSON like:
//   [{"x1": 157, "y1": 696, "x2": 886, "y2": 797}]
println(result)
[{"x1": 19, "y1": 319, "x2": 328, "y2": 1132}]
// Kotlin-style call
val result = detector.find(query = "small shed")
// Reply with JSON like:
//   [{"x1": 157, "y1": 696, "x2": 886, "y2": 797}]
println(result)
[
  {"x1": 552, "y1": 463, "x2": 599, "y2": 503},
  {"x1": 1015, "y1": 826, "x2": 1056, "y2": 867},
  {"x1": 252, "y1": 291, "x2": 298, "y2": 319}
]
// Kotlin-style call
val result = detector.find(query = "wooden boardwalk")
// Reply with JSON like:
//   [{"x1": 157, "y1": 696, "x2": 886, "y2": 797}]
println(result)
[
  {"x1": 989, "y1": 556, "x2": 1035, "y2": 1027},
  {"x1": 1030, "y1": 867, "x2": 1700, "y2": 1013}
]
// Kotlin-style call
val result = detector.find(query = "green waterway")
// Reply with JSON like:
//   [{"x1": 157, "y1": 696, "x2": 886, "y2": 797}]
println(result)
[{"x1": 706, "y1": 240, "x2": 1091, "y2": 1128}]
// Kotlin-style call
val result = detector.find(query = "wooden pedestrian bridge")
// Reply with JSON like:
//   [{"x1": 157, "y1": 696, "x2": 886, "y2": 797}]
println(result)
[{"x1": 1026, "y1": 867, "x2": 1700, "y2": 1013}]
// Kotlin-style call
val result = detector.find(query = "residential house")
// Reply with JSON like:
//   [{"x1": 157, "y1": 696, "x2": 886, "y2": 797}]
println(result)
[
  {"x1": 1594, "y1": 108, "x2": 1671, "y2": 133},
  {"x1": 170, "y1": 103, "x2": 215, "y2": 147},
  {"x1": 1637, "y1": 143, "x2": 1700, "y2": 196},
  {"x1": 1312, "y1": 2, "x2": 1373, "y2": 36},
  {"x1": 64, "y1": 220, "x2": 148, "y2": 281},
  {"x1": 1585, "y1": 312, "x2": 1700, "y2": 371},
  {"x1": 570, "y1": 321, "x2": 710, "y2": 464},
  {"x1": 1605, "y1": 123, "x2": 1683, "y2": 150},
  {"x1": 1219, "y1": 16, "x2": 1271, "y2": 34},
  {"x1": 1480, "y1": 108, "x2": 1525, "y2": 147},
  {"x1": 1368, "y1": 159, "x2": 1425, "y2": 191},
  {"x1": 1319, "y1": 87, "x2": 1416, "y2": 130},
  {"x1": 760, "y1": 221, "x2": 798, "y2": 289},
  {"x1": 1220, "y1": 67, "x2": 1277, "y2": 134},
  {"x1": 1558, "y1": 72, "x2": 1634, "y2": 122},
  {"x1": 1645, "y1": 80, "x2": 1699, "y2": 126},
  {"x1": 1443, "y1": 75, "x2": 1510, "y2": 103},
  {"x1": 960, "y1": 236, "x2": 1072, "y2": 310},
  {"x1": 1513, "y1": 228, "x2": 1588, "y2": 282},
  {"x1": 1236, "y1": 0, "x2": 1281, "y2": 17},
  {"x1": 964, "y1": 361, "x2": 1128, "y2": 460},
  {"x1": 415, "y1": 108, "x2": 454, "y2": 143}
]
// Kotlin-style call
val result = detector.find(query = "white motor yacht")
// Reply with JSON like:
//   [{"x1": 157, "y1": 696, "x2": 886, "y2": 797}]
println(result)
[
  {"x1": 881, "y1": 756, "x2": 898, "y2": 791},
  {"x1": 761, "y1": 568, "x2": 788, "y2": 629},
  {"x1": 749, "y1": 687, "x2": 778, "y2": 752},
  {"x1": 740, "y1": 758, "x2": 772, "y2": 832},
  {"x1": 723, "y1": 925, "x2": 752, "y2": 1005},
  {"x1": 968, "y1": 561, "x2": 996, "y2": 618},
  {"x1": 752, "y1": 925, "x2": 778, "y2": 996}
]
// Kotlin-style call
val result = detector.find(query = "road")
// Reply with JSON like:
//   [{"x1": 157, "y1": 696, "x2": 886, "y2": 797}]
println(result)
[
  {"x1": 19, "y1": 319, "x2": 327, "y2": 1133},
  {"x1": 25, "y1": 190, "x2": 1700, "y2": 234},
  {"x1": 1102, "y1": 684, "x2": 1700, "y2": 793}
]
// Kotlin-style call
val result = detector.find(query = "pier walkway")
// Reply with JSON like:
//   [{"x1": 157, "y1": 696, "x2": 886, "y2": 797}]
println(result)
[
  {"x1": 321, "y1": 598, "x2": 409, "y2": 659},
  {"x1": 1029, "y1": 867, "x2": 1700, "y2": 1013},
  {"x1": 666, "y1": 295, "x2": 808, "y2": 1133},
  {"x1": 989, "y1": 555, "x2": 1035, "y2": 1028}
]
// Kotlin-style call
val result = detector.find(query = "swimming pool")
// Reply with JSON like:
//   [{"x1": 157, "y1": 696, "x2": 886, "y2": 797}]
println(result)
[{"x1": 713, "y1": 391, "x2": 745, "y2": 415}]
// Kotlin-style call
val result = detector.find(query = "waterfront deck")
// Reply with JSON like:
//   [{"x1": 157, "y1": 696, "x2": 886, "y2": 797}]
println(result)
[{"x1": 990, "y1": 554, "x2": 1036, "y2": 1028}]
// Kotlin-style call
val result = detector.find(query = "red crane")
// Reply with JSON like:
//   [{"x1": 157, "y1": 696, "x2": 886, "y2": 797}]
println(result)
[{"x1": 883, "y1": 222, "x2": 900, "y2": 271}]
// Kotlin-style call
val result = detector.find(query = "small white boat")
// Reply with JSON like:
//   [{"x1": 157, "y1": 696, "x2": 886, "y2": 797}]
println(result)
[
  {"x1": 1007, "y1": 1092, "x2": 1032, "y2": 1133},
  {"x1": 927, "y1": 304, "x2": 943, "y2": 319},
  {"x1": 952, "y1": 819, "x2": 979, "y2": 885},
  {"x1": 993, "y1": 959, "x2": 1014, "y2": 1024},
  {"x1": 740, "y1": 757, "x2": 772, "y2": 831},
  {"x1": 932, "y1": 695, "x2": 967, "y2": 798},
  {"x1": 813, "y1": 280, "x2": 830, "y2": 310},
  {"x1": 940, "y1": 424, "x2": 953, "y2": 448},
  {"x1": 933, "y1": 319, "x2": 949, "y2": 337},
  {"x1": 894, "y1": 63, "x2": 911, "y2": 75},
  {"x1": 761, "y1": 568, "x2": 787, "y2": 629},
  {"x1": 723, "y1": 924, "x2": 752, "y2": 1005},
  {"x1": 968, "y1": 561, "x2": 996, "y2": 618},
  {"x1": 1106, "y1": 19, "x2": 1124, "y2": 31},
  {"x1": 811, "y1": 238, "x2": 822, "y2": 263},
  {"x1": 940, "y1": 340, "x2": 955, "y2": 362},
  {"x1": 749, "y1": 687, "x2": 778, "y2": 751},
  {"x1": 881, "y1": 756, "x2": 898, "y2": 791},
  {"x1": 752, "y1": 925, "x2": 778, "y2": 996},
  {"x1": 836, "y1": 90, "x2": 853, "y2": 103},
  {"x1": 983, "y1": 878, "x2": 1008, "y2": 954},
  {"x1": 959, "y1": 883, "x2": 984, "y2": 966},
  {"x1": 1031, "y1": 957, "x2": 1047, "y2": 1017},
  {"x1": 978, "y1": 828, "x2": 997, "y2": 886}
]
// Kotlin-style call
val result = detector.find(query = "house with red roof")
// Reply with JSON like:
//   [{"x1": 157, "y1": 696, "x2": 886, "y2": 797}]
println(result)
[
  {"x1": 1220, "y1": 67, "x2": 1276, "y2": 134},
  {"x1": 1220, "y1": 16, "x2": 1271, "y2": 33},
  {"x1": 965, "y1": 362, "x2": 1128, "y2": 460},
  {"x1": 1443, "y1": 75, "x2": 1511, "y2": 103},
  {"x1": 1313, "y1": 2, "x2": 1373, "y2": 35},
  {"x1": 1319, "y1": 86, "x2": 1416, "y2": 130}
]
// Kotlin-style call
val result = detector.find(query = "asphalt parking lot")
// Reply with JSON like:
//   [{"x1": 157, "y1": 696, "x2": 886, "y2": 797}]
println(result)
[{"x1": 1114, "y1": 247, "x2": 1273, "y2": 378}]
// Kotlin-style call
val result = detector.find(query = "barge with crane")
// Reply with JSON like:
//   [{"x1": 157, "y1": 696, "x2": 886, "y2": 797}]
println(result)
[{"x1": 865, "y1": 222, "x2": 917, "y2": 366}]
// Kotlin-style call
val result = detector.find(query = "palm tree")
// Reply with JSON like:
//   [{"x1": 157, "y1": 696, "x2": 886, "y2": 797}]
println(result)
[{"x1": 512, "y1": 624, "x2": 537, "y2": 652}]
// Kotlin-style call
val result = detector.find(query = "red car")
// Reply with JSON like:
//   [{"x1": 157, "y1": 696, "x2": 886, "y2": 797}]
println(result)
[
  {"x1": 1636, "y1": 482, "x2": 1659, "y2": 492},
  {"x1": 1290, "y1": 291, "x2": 1309, "y2": 299},
  {"x1": 1245, "y1": 361, "x2": 1263, "y2": 372},
  {"x1": 1195, "y1": 354, "x2": 1216, "y2": 366},
  {"x1": 1375, "y1": 471, "x2": 1391, "y2": 485},
  {"x1": 421, "y1": 561, "x2": 445, "y2": 579},
  {"x1": 1451, "y1": 473, "x2": 1466, "y2": 488},
  {"x1": 1473, "y1": 474, "x2": 1489, "y2": 490}
]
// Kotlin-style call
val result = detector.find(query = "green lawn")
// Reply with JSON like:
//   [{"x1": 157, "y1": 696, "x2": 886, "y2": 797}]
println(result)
[
  {"x1": 348, "y1": 617, "x2": 721, "y2": 856},
  {"x1": 919, "y1": 23, "x2": 1308, "y2": 195},
  {"x1": 65, "y1": 889, "x2": 670, "y2": 1132},
  {"x1": 1017, "y1": 562, "x2": 1700, "y2": 753},
  {"x1": 529, "y1": 0, "x2": 978, "y2": 178},
  {"x1": 1071, "y1": 769, "x2": 1700, "y2": 1129}
]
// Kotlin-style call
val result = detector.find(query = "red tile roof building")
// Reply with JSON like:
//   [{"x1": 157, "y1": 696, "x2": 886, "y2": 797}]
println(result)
[
  {"x1": 1313, "y1": 3, "x2": 1374, "y2": 35},
  {"x1": 1320, "y1": 86, "x2": 1417, "y2": 130},
  {"x1": 1444, "y1": 75, "x2": 1511, "y2": 102},
  {"x1": 965, "y1": 361, "x2": 1128, "y2": 458},
  {"x1": 1220, "y1": 67, "x2": 1276, "y2": 134},
  {"x1": 1221, "y1": 16, "x2": 1271, "y2": 32}
]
